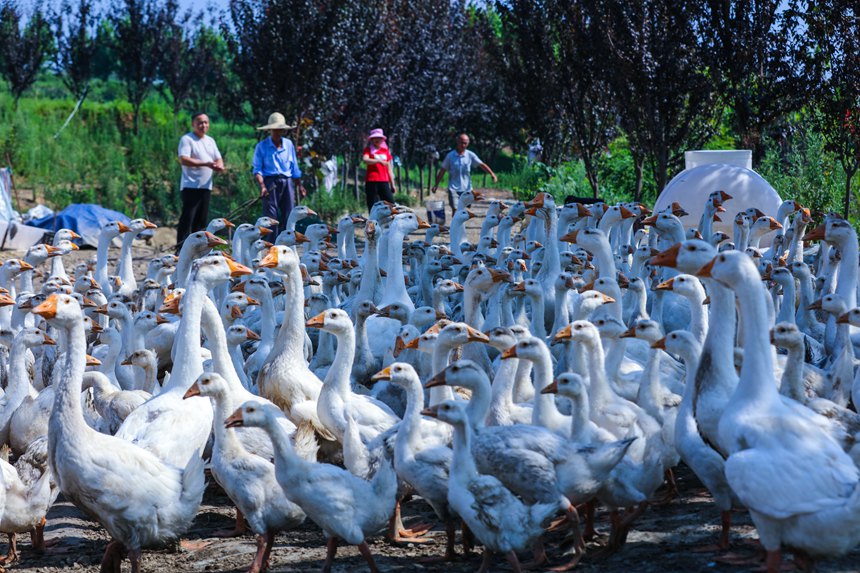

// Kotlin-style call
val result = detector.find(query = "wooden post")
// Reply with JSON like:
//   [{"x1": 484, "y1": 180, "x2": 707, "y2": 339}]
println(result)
[
  {"x1": 418, "y1": 161, "x2": 424, "y2": 202},
  {"x1": 354, "y1": 162, "x2": 360, "y2": 202}
]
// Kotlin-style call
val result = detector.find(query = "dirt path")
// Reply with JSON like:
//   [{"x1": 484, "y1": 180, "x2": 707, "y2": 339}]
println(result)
[{"x1": 5, "y1": 464, "x2": 858, "y2": 572}]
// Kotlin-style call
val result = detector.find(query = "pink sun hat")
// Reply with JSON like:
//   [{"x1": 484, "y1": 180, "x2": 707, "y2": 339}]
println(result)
[{"x1": 367, "y1": 128, "x2": 387, "y2": 141}]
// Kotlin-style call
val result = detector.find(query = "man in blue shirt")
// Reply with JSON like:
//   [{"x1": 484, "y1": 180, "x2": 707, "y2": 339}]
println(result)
[
  {"x1": 433, "y1": 133, "x2": 497, "y2": 210},
  {"x1": 252, "y1": 112, "x2": 307, "y2": 236}
]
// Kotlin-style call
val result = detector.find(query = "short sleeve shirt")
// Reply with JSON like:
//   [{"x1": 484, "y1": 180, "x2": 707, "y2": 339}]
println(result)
[
  {"x1": 441, "y1": 149, "x2": 483, "y2": 195},
  {"x1": 178, "y1": 133, "x2": 221, "y2": 190},
  {"x1": 363, "y1": 146, "x2": 392, "y2": 182}
]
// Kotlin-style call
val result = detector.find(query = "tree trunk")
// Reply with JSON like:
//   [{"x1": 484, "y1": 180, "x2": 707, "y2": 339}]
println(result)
[
  {"x1": 418, "y1": 162, "x2": 424, "y2": 201},
  {"x1": 844, "y1": 167, "x2": 856, "y2": 218},
  {"x1": 633, "y1": 153, "x2": 645, "y2": 203},
  {"x1": 582, "y1": 153, "x2": 600, "y2": 198}
]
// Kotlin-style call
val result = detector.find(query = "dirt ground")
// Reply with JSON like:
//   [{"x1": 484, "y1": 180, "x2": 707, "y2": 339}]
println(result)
[
  {"x1": 3, "y1": 191, "x2": 860, "y2": 572},
  {"x1": 6, "y1": 464, "x2": 860, "y2": 572}
]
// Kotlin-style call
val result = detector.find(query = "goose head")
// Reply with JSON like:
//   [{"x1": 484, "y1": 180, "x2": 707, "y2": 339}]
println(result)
[
  {"x1": 658, "y1": 329, "x2": 701, "y2": 365},
  {"x1": 1, "y1": 258, "x2": 34, "y2": 278},
  {"x1": 275, "y1": 230, "x2": 310, "y2": 248},
  {"x1": 225, "y1": 401, "x2": 285, "y2": 430},
  {"x1": 649, "y1": 240, "x2": 716, "y2": 275},
  {"x1": 421, "y1": 399, "x2": 468, "y2": 427},
  {"x1": 122, "y1": 348, "x2": 158, "y2": 369},
  {"x1": 837, "y1": 307, "x2": 860, "y2": 326},
  {"x1": 412, "y1": 306, "x2": 444, "y2": 328},
  {"x1": 592, "y1": 315, "x2": 628, "y2": 342},
  {"x1": 770, "y1": 322, "x2": 804, "y2": 351},
  {"x1": 512, "y1": 278, "x2": 542, "y2": 299},
  {"x1": 100, "y1": 220, "x2": 131, "y2": 241},
  {"x1": 227, "y1": 324, "x2": 261, "y2": 345},
  {"x1": 16, "y1": 326, "x2": 55, "y2": 348},
  {"x1": 554, "y1": 319, "x2": 600, "y2": 347},
  {"x1": 621, "y1": 319, "x2": 663, "y2": 343},
  {"x1": 541, "y1": 372, "x2": 587, "y2": 399},
  {"x1": 134, "y1": 310, "x2": 167, "y2": 334},
  {"x1": 484, "y1": 326, "x2": 517, "y2": 351},
  {"x1": 31, "y1": 293, "x2": 83, "y2": 326},
  {"x1": 306, "y1": 308, "x2": 353, "y2": 336},
  {"x1": 654, "y1": 274, "x2": 705, "y2": 300},
  {"x1": 464, "y1": 266, "x2": 511, "y2": 293},
  {"x1": 804, "y1": 217, "x2": 856, "y2": 247},
  {"x1": 258, "y1": 245, "x2": 300, "y2": 274},
  {"x1": 354, "y1": 300, "x2": 381, "y2": 320},
  {"x1": 424, "y1": 359, "x2": 488, "y2": 392},
  {"x1": 128, "y1": 218, "x2": 158, "y2": 235},
  {"x1": 371, "y1": 362, "x2": 421, "y2": 390},
  {"x1": 184, "y1": 371, "x2": 229, "y2": 400},
  {"x1": 255, "y1": 217, "x2": 279, "y2": 232},
  {"x1": 206, "y1": 217, "x2": 235, "y2": 235},
  {"x1": 809, "y1": 293, "x2": 847, "y2": 317},
  {"x1": 189, "y1": 254, "x2": 252, "y2": 287},
  {"x1": 375, "y1": 303, "x2": 410, "y2": 324},
  {"x1": 437, "y1": 322, "x2": 489, "y2": 350},
  {"x1": 750, "y1": 216, "x2": 782, "y2": 238},
  {"x1": 53, "y1": 228, "x2": 82, "y2": 245},
  {"x1": 577, "y1": 290, "x2": 615, "y2": 318},
  {"x1": 501, "y1": 336, "x2": 550, "y2": 363}
]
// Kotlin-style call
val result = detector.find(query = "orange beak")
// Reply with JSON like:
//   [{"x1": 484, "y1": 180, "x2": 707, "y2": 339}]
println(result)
[
  {"x1": 371, "y1": 366, "x2": 393, "y2": 381},
  {"x1": 696, "y1": 257, "x2": 717, "y2": 278},
  {"x1": 225, "y1": 258, "x2": 253, "y2": 277},
  {"x1": 117, "y1": 222, "x2": 132, "y2": 233},
  {"x1": 306, "y1": 311, "x2": 326, "y2": 328},
  {"x1": 259, "y1": 247, "x2": 279, "y2": 269},
  {"x1": 183, "y1": 382, "x2": 201, "y2": 399},
  {"x1": 651, "y1": 337, "x2": 667, "y2": 350},
  {"x1": 245, "y1": 329, "x2": 261, "y2": 341},
  {"x1": 649, "y1": 244, "x2": 681, "y2": 268},
  {"x1": 501, "y1": 345, "x2": 518, "y2": 359},
  {"x1": 541, "y1": 380, "x2": 559, "y2": 395},
  {"x1": 224, "y1": 409, "x2": 245, "y2": 428}
]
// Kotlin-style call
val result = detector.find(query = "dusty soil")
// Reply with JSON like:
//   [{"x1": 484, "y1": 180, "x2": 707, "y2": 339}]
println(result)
[{"x1": 5, "y1": 464, "x2": 859, "y2": 572}]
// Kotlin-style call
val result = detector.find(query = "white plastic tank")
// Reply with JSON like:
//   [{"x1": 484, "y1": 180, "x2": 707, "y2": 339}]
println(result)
[{"x1": 653, "y1": 150, "x2": 783, "y2": 240}]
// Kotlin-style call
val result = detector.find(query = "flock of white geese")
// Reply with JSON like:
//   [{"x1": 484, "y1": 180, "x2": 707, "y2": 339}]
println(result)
[{"x1": 0, "y1": 190, "x2": 858, "y2": 573}]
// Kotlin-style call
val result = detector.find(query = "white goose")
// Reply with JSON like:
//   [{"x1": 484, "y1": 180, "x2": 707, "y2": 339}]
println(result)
[
  {"x1": 699, "y1": 250, "x2": 860, "y2": 571},
  {"x1": 225, "y1": 401, "x2": 396, "y2": 573},
  {"x1": 35, "y1": 294, "x2": 205, "y2": 573}
]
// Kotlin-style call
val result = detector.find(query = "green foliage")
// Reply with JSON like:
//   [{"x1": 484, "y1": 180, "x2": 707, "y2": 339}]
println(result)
[
  {"x1": 757, "y1": 126, "x2": 848, "y2": 217},
  {"x1": 304, "y1": 188, "x2": 364, "y2": 223}
]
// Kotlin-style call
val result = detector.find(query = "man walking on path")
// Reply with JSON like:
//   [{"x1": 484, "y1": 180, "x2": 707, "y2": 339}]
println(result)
[
  {"x1": 433, "y1": 133, "x2": 498, "y2": 210},
  {"x1": 176, "y1": 112, "x2": 223, "y2": 247},
  {"x1": 252, "y1": 112, "x2": 306, "y2": 237}
]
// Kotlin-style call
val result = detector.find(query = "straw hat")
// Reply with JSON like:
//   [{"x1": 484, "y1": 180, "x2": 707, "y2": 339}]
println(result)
[{"x1": 257, "y1": 112, "x2": 295, "y2": 131}]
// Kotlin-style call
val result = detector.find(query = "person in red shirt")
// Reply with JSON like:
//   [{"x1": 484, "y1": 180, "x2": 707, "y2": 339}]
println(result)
[{"x1": 362, "y1": 128, "x2": 397, "y2": 210}]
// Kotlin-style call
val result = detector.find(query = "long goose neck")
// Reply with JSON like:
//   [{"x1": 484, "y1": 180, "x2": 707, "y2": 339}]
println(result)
[
  {"x1": 50, "y1": 317, "x2": 89, "y2": 437},
  {"x1": 490, "y1": 354, "x2": 518, "y2": 409},
  {"x1": 551, "y1": 289, "x2": 570, "y2": 335},
  {"x1": 355, "y1": 237, "x2": 379, "y2": 303},
  {"x1": 259, "y1": 287, "x2": 276, "y2": 344},
  {"x1": 8, "y1": 339, "x2": 34, "y2": 405},
  {"x1": 325, "y1": 327, "x2": 355, "y2": 395},
  {"x1": 163, "y1": 279, "x2": 206, "y2": 393},
  {"x1": 430, "y1": 344, "x2": 456, "y2": 404},
  {"x1": 687, "y1": 291, "x2": 708, "y2": 342},
  {"x1": 780, "y1": 342, "x2": 806, "y2": 401},
  {"x1": 449, "y1": 420, "x2": 477, "y2": 482},
  {"x1": 118, "y1": 232, "x2": 136, "y2": 283},
  {"x1": 464, "y1": 377, "x2": 491, "y2": 430},
  {"x1": 776, "y1": 279, "x2": 796, "y2": 325},
  {"x1": 201, "y1": 297, "x2": 244, "y2": 391},
  {"x1": 95, "y1": 233, "x2": 112, "y2": 287},
  {"x1": 834, "y1": 235, "x2": 858, "y2": 308},
  {"x1": 385, "y1": 228, "x2": 409, "y2": 299},
  {"x1": 568, "y1": 392, "x2": 591, "y2": 443},
  {"x1": 592, "y1": 241, "x2": 617, "y2": 278},
  {"x1": 265, "y1": 415, "x2": 303, "y2": 478},
  {"x1": 210, "y1": 392, "x2": 245, "y2": 454},
  {"x1": 543, "y1": 210, "x2": 560, "y2": 275},
  {"x1": 463, "y1": 286, "x2": 484, "y2": 328},
  {"x1": 787, "y1": 220, "x2": 807, "y2": 264},
  {"x1": 701, "y1": 280, "x2": 737, "y2": 373},
  {"x1": 583, "y1": 337, "x2": 613, "y2": 407},
  {"x1": 531, "y1": 348, "x2": 563, "y2": 426},
  {"x1": 396, "y1": 379, "x2": 425, "y2": 462},
  {"x1": 528, "y1": 293, "x2": 546, "y2": 339},
  {"x1": 637, "y1": 346, "x2": 664, "y2": 414},
  {"x1": 732, "y1": 273, "x2": 777, "y2": 403},
  {"x1": 273, "y1": 262, "x2": 307, "y2": 360}
]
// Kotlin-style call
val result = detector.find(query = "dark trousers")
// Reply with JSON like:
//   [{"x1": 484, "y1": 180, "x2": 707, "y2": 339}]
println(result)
[
  {"x1": 263, "y1": 175, "x2": 296, "y2": 236},
  {"x1": 176, "y1": 187, "x2": 211, "y2": 247},
  {"x1": 365, "y1": 181, "x2": 395, "y2": 211}
]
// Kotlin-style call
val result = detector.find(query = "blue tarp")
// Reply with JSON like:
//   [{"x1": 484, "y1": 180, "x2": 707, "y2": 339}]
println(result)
[{"x1": 29, "y1": 203, "x2": 131, "y2": 248}]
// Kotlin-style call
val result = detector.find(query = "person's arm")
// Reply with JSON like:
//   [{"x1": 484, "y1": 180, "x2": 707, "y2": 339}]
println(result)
[
  {"x1": 211, "y1": 142, "x2": 225, "y2": 172},
  {"x1": 478, "y1": 162, "x2": 498, "y2": 183},
  {"x1": 178, "y1": 135, "x2": 216, "y2": 168},
  {"x1": 362, "y1": 151, "x2": 387, "y2": 165},
  {"x1": 252, "y1": 143, "x2": 267, "y2": 197},
  {"x1": 432, "y1": 166, "x2": 447, "y2": 192},
  {"x1": 388, "y1": 155, "x2": 396, "y2": 193},
  {"x1": 289, "y1": 141, "x2": 306, "y2": 198}
]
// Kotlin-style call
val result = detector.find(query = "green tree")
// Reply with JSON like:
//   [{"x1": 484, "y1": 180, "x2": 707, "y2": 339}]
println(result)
[
  {"x1": 54, "y1": 0, "x2": 99, "y2": 100},
  {"x1": 109, "y1": 0, "x2": 175, "y2": 134},
  {"x1": 0, "y1": 1, "x2": 54, "y2": 107}
]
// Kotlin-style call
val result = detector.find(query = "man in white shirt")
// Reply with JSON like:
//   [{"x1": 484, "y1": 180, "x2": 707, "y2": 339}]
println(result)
[{"x1": 176, "y1": 112, "x2": 224, "y2": 247}]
